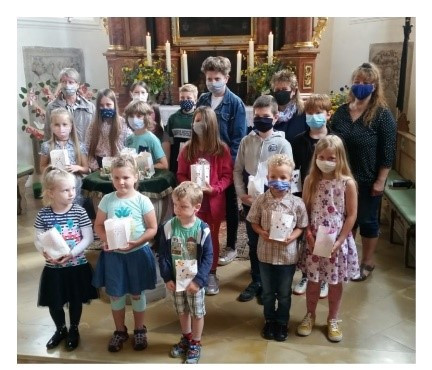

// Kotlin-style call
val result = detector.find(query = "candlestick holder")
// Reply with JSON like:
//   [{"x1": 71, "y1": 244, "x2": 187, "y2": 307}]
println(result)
[{"x1": 162, "y1": 70, "x2": 173, "y2": 105}]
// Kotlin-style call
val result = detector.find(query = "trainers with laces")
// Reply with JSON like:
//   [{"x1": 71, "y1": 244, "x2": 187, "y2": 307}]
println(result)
[
  {"x1": 327, "y1": 319, "x2": 343, "y2": 342},
  {"x1": 293, "y1": 277, "x2": 308, "y2": 295},
  {"x1": 133, "y1": 326, "x2": 148, "y2": 350},
  {"x1": 170, "y1": 336, "x2": 190, "y2": 358},
  {"x1": 297, "y1": 313, "x2": 315, "y2": 336},
  {"x1": 320, "y1": 281, "x2": 329, "y2": 299},
  {"x1": 108, "y1": 326, "x2": 129, "y2": 352},
  {"x1": 218, "y1": 249, "x2": 237, "y2": 266},
  {"x1": 205, "y1": 273, "x2": 219, "y2": 295},
  {"x1": 238, "y1": 281, "x2": 262, "y2": 302},
  {"x1": 184, "y1": 343, "x2": 201, "y2": 364}
]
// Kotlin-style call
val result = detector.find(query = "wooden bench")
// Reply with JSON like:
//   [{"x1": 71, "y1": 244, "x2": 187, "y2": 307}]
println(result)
[{"x1": 17, "y1": 165, "x2": 34, "y2": 215}]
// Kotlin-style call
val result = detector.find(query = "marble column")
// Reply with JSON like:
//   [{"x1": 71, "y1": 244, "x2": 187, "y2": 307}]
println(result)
[
  {"x1": 129, "y1": 17, "x2": 147, "y2": 51},
  {"x1": 282, "y1": 17, "x2": 314, "y2": 49},
  {"x1": 107, "y1": 17, "x2": 126, "y2": 50}
]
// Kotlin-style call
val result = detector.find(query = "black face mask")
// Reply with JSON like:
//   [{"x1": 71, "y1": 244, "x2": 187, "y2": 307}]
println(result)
[
  {"x1": 273, "y1": 90, "x2": 292, "y2": 106},
  {"x1": 253, "y1": 117, "x2": 274, "y2": 133}
]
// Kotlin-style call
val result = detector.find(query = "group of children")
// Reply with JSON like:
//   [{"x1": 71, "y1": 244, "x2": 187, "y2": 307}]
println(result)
[{"x1": 33, "y1": 61, "x2": 360, "y2": 364}]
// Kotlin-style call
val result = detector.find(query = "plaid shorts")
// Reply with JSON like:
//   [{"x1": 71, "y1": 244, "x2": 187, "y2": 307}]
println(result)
[{"x1": 172, "y1": 288, "x2": 206, "y2": 318}]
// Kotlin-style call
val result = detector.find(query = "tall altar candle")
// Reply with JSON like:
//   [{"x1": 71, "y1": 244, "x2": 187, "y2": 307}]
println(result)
[
  {"x1": 146, "y1": 33, "x2": 152, "y2": 66},
  {"x1": 165, "y1": 41, "x2": 171, "y2": 72},
  {"x1": 268, "y1": 32, "x2": 274, "y2": 65},
  {"x1": 181, "y1": 51, "x2": 188, "y2": 84},
  {"x1": 248, "y1": 38, "x2": 254, "y2": 70},
  {"x1": 236, "y1": 51, "x2": 242, "y2": 83}
]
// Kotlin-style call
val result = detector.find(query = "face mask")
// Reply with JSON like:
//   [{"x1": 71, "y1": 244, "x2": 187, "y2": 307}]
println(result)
[
  {"x1": 268, "y1": 180, "x2": 291, "y2": 192},
  {"x1": 180, "y1": 100, "x2": 195, "y2": 112},
  {"x1": 306, "y1": 113, "x2": 327, "y2": 129},
  {"x1": 253, "y1": 117, "x2": 274, "y2": 133},
  {"x1": 273, "y1": 90, "x2": 292, "y2": 106},
  {"x1": 128, "y1": 117, "x2": 145, "y2": 130},
  {"x1": 63, "y1": 84, "x2": 77, "y2": 96},
  {"x1": 206, "y1": 80, "x2": 226, "y2": 95},
  {"x1": 351, "y1": 83, "x2": 374, "y2": 100},
  {"x1": 193, "y1": 122, "x2": 204, "y2": 136},
  {"x1": 132, "y1": 92, "x2": 148, "y2": 102},
  {"x1": 100, "y1": 108, "x2": 116, "y2": 119},
  {"x1": 316, "y1": 159, "x2": 336, "y2": 173}
]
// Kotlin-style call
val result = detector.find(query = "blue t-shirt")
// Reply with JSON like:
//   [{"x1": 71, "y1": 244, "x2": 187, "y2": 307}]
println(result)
[{"x1": 126, "y1": 131, "x2": 165, "y2": 163}]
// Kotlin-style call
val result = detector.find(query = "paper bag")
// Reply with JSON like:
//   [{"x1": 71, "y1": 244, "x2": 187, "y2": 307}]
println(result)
[
  {"x1": 136, "y1": 151, "x2": 155, "y2": 179},
  {"x1": 120, "y1": 147, "x2": 137, "y2": 156},
  {"x1": 313, "y1": 225, "x2": 337, "y2": 258},
  {"x1": 104, "y1": 217, "x2": 132, "y2": 250},
  {"x1": 40, "y1": 227, "x2": 70, "y2": 259},
  {"x1": 191, "y1": 158, "x2": 210, "y2": 187},
  {"x1": 291, "y1": 169, "x2": 302, "y2": 193},
  {"x1": 247, "y1": 175, "x2": 264, "y2": 198},
  {"x1": 101, "y1": 157, "x2": 115, "y2": 176},
  {"x1": 175, "y1": 259, "x2": 198, "y2": 292},
  {"x1": 50, "y1": 149, "x2": 70, "y2": 170},
  {"x1": 269, "y1": 211, "x2": 294, "y2": 242}
]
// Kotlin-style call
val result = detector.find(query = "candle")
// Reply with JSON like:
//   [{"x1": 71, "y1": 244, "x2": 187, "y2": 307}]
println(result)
[
  {"x1": 268, "y1": 32, "x2": 274, "y2": 65},
  {"x1": 248, "y1": 38, "x2": 254, "y2": 70},
  {"x1": 236, "y1": 51, "x2": 242, "y2": 83},
  {"x1": 165, "y1": 40, "x2": 171, "y2": 72},
  {"x1": 181, "y1": 51, "x2": 188, "y2": 84},
  {"x1": 146, "y1": 32, "x2": 152, "y2": 66}
]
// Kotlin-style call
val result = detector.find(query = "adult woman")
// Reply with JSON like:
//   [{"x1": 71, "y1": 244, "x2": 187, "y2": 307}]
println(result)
[
  {"x1": 331, "y1": 62, "x2": 397, "y2": 281},
  {"x1": 270, "y1": 69, "x2": 307, "y2": 144}
]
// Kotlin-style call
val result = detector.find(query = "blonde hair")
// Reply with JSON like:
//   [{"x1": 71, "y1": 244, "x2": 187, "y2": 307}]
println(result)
[
  {"x1": 304, "y1": 94, "x2": 332, "y2": 114},
  {"x1": 110, "y1": 154, "x2": 139, "y2": 189},
  {"x1": 348, "y1": 62, "x2": 388, "y2": 126},
  {"x1": 179, "y1": 84, "x2": 198, "y2": 100},
  {"x1": 267, "y1": 154, "x2": 295, "y2": 174},
  {"x1": 123, "y1": 100, "x2": 154, "y2": 130},
  {"x1": 48, "y1": 108, "x2": 82, "y2": 166},
  {"x1": 270, "y1": 69, "x2": 304, "y2": 113},
  {"x1": 173, "y1": 181, "x2": 203, "y2": 206},
  {"x1": 184, "y1": 106, "x2": 227, "y2": 162},
  {"x1": 42, "y1": 166, "x2": 75, "y2": 206},
  {"x1": 253, "y1": 95, "x2": 278, "y2": 116},
  {"x1": 303, "y1": 135, "x2": 355, "y2": 211}
]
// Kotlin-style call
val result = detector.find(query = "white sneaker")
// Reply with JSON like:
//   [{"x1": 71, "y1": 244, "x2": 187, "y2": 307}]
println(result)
[
  {"x1": 293, "y1": 277, "x2": 308, "y2": 295},
  {"x1": 320, "y1": 281, "x2": 329, "y2": 299},
  {"x1": 218, "y1": 249, "x2": 237, "y2": 266},
  {"x1": 205, "y1": 273, "x2": 219, "y2": 295}
]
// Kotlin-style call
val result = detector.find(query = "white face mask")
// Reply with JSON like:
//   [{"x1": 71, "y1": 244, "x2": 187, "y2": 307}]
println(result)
[
  {"x1": 132, "y1": 92, "x2": 148, "y2": 102},
  {"x1": 192, "y1": 121, "x2": 204, "y2": 136},
  {"x1": 128, "y1": 117, "x2": 145, "y2": 130},
  {"x1": 316, "y1": 159, "x2": 336, "y2": 173}
]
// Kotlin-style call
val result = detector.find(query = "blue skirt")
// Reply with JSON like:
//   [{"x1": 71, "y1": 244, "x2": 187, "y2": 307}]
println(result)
[{"x1": 92, "y1": 246, "x2": 157, "y2": 297}]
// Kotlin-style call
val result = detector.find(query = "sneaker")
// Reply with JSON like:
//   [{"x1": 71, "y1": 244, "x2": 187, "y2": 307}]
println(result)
[
  {"x1": 274, "y1": 323, "x2": 288, "y2": 342},
  {"x1": 218, "y1": 249, "x2": 237, "y2": 266},
  {"x1": 133, "y1": 326, "x2": 148, "y2": 350},
  {"x1": 108, "y1": 326, "x2": 129, "y2": 352},
  {"x1": 184, "y1": 343, "x2": 201, "y2": 364},
  {"x1": 297, "y1": 313, "x2": 315, "y2": 336},
  {"x1": 65, "y1": 325, "x2": 80, "y2": 351},
  {"x1": 293, "y1": 277, "x2": 308, "y2": 295},
  {"x1": 238, "y1": 281, "x2": 262, "y2": 302},
  {"x1": 261, "y1": 321, "x2": 275, "y2": 340},
  {"x1": 320, "y1": 281, "x2": 329, "y2": 299},
  {"x1": 170, "y1": 335, "x2": 190, "y2": 358},
  {"x1": 205, "y1": 273, "x2": 219, "y2": 295},
  {"x1": 327, "y1": 319, "x2": 343, "y2": 342},
  {"x1": 46, "y1": 326, "x2": 68, "y2": 349}
]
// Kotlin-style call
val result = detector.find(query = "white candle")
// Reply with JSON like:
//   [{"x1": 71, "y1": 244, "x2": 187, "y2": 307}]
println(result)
[
  {"x1": 268, "y1": 32, "x2": 274, "y2": 65},
  {"x1": 181, "y1": 51, "x2": 188, "y2": 84},
  {"x1": 248, "y1": 38, "x2": 254, "y2": 70},
  {"x1": 165, "y1": 40, "x2": 171, "y2": 72},
  {"x1": 236, "y1": 51, "x2": 242, "y2": 83},
  {"x1": 146, "y1": 33, "x2": 152, "y2": 66}
]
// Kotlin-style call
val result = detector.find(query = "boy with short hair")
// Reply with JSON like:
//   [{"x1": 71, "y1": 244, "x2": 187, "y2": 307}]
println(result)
[
  {"x1": 158, "y1": 181, "x2": 213, "y2": 364},
  {"x1": 165, "y1": 84, "x2": 199, "y2": 174},
  {"x1": 197, "y1": 56, "x2": 246, "y2": 266},
  {"x1": 233, "y1": 94, "x2": 293, "y2": 303}
]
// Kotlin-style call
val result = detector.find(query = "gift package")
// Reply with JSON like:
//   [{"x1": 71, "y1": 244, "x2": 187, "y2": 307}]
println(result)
[
  {"x1": 101, "y1": 157, "x2": 116, "y2": 178},
  {"x1": 39, "y1": 227, "x2": 70, "y2": 259},
  {"x1": 50, "y1": 149, "x2": 70, "y2": 170},
  {"x1": 191, "y1": 158, "x2": 210, "y2": 187},
  {"x1": 269, "y1": 211, "x2": 294, "y2": 242},
  {"x1": 175, "y1": 259, "x2": 198, "y2": 292},
  {"x1": 313, "y1": 225, "x2": 337, "y2": 258},
  {"x1": 290, "y1": 169, "x2": 302, "y2": 193},
  {"x1": 247, "y1": 161, "x2": 268, "y2": 198},
  {"x1": 136, "y1": 151, "x2": 155, "y2": 179},
  {"x1": 104, "y1": 217, "x2": 132, "y2": 250}
]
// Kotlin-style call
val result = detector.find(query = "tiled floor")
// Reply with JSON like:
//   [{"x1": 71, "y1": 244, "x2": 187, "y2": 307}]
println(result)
[{"x1": 17, "y1": 189, "x2": 416, "y2": 364}]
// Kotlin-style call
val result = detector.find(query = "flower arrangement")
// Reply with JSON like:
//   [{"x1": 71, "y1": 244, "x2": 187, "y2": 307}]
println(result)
[
  {"x1": 122, "y1": 59, "x2": 172, "y2": 97},
  {"x1": 329, "y1": 85, "x2": 350, "y2": 114}
]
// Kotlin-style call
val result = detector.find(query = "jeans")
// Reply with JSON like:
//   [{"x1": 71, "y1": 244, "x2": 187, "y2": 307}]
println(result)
[
  {"x1": 259, "y1": 262, "x2": 296, "y2": 324},
  {"x1": 356, "y1": 183, "x2": 382, "y2": 238},
  {"x1": 225, "y1": 184, "x2": 239, "y2": 250},
  {"x1": 243, "y1": 204, "x2": 260, "y2": 283}
]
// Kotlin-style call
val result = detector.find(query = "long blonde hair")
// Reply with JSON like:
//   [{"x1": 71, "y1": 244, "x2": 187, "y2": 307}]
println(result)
[
  {"x1": 303, "y1": 135, "x2": 355, "y2": 211},
  {"x1": 48, "y1": 108, "x2": 82, "y2": 166},
  {"x1": 42, "y1": 165, "x2": 75, "y2": 206},
  {"x1": 270, "y1": 69, "x2": 304, "y2": 114}
]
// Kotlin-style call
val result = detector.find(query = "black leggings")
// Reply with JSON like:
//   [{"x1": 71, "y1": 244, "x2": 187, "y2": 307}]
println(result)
[{"x1": 49, "y1": 302, "x2": 82, "y2": 328}]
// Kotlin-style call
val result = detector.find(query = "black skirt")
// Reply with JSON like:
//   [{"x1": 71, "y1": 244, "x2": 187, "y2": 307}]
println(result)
[{"x1": 38, "y1": 263, "x2": 99, "y2": 309}]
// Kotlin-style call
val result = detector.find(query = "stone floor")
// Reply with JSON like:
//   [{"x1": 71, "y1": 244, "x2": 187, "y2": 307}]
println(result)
[{"x1": 17, "y1": 188, "x2": 416, "y2": 364}]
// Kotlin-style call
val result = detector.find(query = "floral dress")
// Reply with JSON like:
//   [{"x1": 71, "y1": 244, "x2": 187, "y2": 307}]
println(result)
[{"x1": 300, "y1": 178, "x2": 360, "y2": 284}]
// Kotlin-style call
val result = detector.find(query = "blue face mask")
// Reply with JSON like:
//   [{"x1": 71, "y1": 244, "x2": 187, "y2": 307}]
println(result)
[
  {"x1": 351, "y1": 83, "x2": 374, "y2": 100},
  {"x1": 306, "y1": 113, "x2": 327, "y2": 129},
  {"x1": 128, "y1": 117, "x2": 145, "y2": 130},
  {"x1": 206, "y1": 80, "x2": 226, "y2": 95},
  {"x1": 100, "y1": 108, "x2": 116, "y2": 119},
  {"x1": 268, "y1": 180, "x2": 291, "y2": 192},
  {"x1": 180, "y1": 99, "x2": 195, "y2": 112}
]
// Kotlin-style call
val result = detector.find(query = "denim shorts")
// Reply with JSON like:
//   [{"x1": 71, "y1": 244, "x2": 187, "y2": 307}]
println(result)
[{"x1": 355, "y1": 183, "x2": 382, "y2": 238}]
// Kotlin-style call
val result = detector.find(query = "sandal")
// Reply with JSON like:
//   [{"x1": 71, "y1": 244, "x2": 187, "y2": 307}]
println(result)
[{"x1": 352, "y1": 263, "x2": 375, "y2": 281}]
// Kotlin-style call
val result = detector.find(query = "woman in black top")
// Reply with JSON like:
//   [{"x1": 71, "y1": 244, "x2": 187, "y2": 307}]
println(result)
[{"x1": 331, "y1": 62, "x2": 396, "y2": 281}]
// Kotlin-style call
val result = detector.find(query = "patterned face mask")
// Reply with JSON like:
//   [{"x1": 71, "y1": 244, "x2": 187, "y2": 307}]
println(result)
[
  {"x1": 180, "y1": 100, "x2": 195, "y2": 112},
  {"x1": 100, "y1": 108, "x2": 116, "y2": 119}
]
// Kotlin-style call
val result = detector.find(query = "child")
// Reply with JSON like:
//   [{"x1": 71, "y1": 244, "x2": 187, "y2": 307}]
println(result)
[
  {"x1": 92, "y1": 155, "x2": 158, "y2": 352},
  {"x1": 158, "y1": 181, "x2": 213, "y2": 364},
  {"x1": 291, "y1": 94, "x2": 333, "y2": 298},
  {"x1": 297, "y1": 135, "x2": 359, "y2": 342},
  {"x1": 177, "y1": 106, "x2": 233, "y2": 295},
  {"x1": 85, "y1": 89, "x2": 132, "y2": 171},
  {"x1": 148, "y1": 101, "x2": 171, "y2": 162},
  {"x1": 247, "y1": 154, "x2": 308, "y2": 342},
  {"x1": 129, "y1": 81, "x2": 149, "y2": 102},
  {"x1": 39, "y1": 107, "x2": 89, "y2": 206},
  {"x1": 197, "y1": 56, "x2": 246, "y2": 266},
  {"x1": 34, "y1": 166, "x2": 98, "y2": 351},
  {"x1": 124, "y1": 100, "x2": 169, "y2": 169},
  {"x1": 165, "y1": 84, "x2": 198, "y2": 174},
  {"x1": 233, "y1": 94, "x2": 292, "y2": 303}
]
